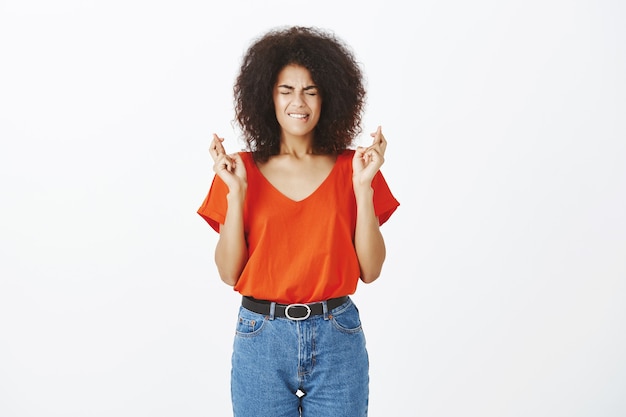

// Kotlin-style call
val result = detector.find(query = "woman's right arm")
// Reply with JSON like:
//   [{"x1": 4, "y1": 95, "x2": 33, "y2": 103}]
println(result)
[
  {"x1": 210, "y1": 134, "x2": 249, "y2": 286},
  {"x1": 215, "y1": 185, "x2": 248, "y2": 286}
]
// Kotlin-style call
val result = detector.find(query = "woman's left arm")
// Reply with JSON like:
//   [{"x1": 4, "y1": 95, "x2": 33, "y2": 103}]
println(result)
[{"x1": 352, "y1": 126, "x2": 388, "y2": 283}]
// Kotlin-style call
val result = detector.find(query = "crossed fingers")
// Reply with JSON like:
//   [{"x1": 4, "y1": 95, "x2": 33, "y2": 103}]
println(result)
[
  {"x1": 367, "y1": 126, "x2": 387, "y2": 157},
  {"x1": 209, "y1": 133, "x2": 226, "y2": 162}
]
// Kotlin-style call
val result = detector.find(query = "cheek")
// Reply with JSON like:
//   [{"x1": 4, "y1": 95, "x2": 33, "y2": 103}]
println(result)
[
  {"x1": 308, "y1": 97, "x2": 322, "y2": 111},
  {"x1": 276, "y1": 96, "x2": 293, "y2": 111},
  {"x1": 273, "y1": 97, "x2": 284, "y2": 113}
]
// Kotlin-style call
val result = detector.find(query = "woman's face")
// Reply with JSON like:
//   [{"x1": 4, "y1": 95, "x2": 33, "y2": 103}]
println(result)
[{"x1": 273, "y1": 64, "x2": 322, "y2": 141}]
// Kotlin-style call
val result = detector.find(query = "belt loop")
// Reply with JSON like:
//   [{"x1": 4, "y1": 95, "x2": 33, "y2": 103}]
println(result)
[
  {"x1": 322, "y1": 300, "x2": 329, "y2": 320},
  {"x1": 269, "y1": 302, "x2": 276, "y2": 320}
]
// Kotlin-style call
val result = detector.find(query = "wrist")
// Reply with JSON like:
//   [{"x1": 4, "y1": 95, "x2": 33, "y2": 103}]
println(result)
[
  {"x1": 353, "y1": 182, "x2": 374, "y2": 200},
  {"x1": 226, "y1": 184, "x2": 247, "y2": 203}
]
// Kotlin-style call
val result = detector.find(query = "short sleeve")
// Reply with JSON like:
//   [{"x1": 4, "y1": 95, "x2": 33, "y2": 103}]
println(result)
[
  {"x1": 372, "y1": 170, "x2": 400, "y2": 225},
  {"x1": 197, "y1": 175, "x2": 229, "y2": 233}
]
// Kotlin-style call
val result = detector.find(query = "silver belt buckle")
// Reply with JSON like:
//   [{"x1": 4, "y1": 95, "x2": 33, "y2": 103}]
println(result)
[{"x1": 285, "y1": 303, "x2": 311, "y2": 321}]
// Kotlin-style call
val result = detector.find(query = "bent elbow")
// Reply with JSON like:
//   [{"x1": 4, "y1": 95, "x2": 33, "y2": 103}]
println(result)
[
  {"x1": 214, "y1": 250, "x2": 247, "y2": 287},
  {"x1": 360, "y1": 269, "x2": 382, "y2": 284},
  {"x1": 358, "y1": 255, "x2": 385, "y2": 284},
  {"x1": 220, "y1": 274, "x2": 238, "y2": 287},
  {"x1": 216, "y1": 264, "x2": 242, "y2": 287}
]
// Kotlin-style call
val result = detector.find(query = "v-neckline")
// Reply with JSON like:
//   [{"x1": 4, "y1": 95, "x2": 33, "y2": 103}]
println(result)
[{"x1": 250, "y1": 152, "x2": 343, "y2": 203}]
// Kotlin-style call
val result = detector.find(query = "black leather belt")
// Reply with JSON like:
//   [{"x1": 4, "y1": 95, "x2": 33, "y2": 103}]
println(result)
[{"x1": 242, "y1": 296, "x2": 349, "y2": 320}]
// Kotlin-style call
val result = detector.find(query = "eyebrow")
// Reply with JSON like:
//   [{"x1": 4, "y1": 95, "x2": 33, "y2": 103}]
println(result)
[{"x1": 277, "y1": 84, "x2": 319, "y2": 91}]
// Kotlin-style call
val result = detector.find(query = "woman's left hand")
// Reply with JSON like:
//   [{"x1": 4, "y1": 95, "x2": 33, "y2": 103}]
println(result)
[{"x1": 352, "y1": 126, "x2": 387, "y2": 187}]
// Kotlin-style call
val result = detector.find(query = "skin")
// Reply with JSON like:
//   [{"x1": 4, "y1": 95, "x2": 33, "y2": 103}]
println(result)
[{"x1": 209, "y1": 64, "x2": 387, "y2": 286}]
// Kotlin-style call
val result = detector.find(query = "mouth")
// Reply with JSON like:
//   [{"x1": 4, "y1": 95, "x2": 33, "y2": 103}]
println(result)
[{"x1": 288, "y1": 112, "x2": 309, "y2": 121}]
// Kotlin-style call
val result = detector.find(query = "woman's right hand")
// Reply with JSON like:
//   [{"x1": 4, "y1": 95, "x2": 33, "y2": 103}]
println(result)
[
  {"x1": 209, "y1": 134, "x2": 248, "y2": 285},
  {"x1": 210, "y1": 133, "x2": 247, "y2": 193}
]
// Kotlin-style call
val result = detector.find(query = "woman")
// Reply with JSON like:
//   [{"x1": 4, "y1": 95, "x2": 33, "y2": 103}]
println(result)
[{"x1": 198, "y1": 26, "x2": 399, "y2": 417}]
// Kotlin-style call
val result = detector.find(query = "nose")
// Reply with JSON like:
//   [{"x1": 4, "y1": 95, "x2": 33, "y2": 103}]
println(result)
[{"x1": 291, "y1": 91, "x2": 305, "y2": 106}]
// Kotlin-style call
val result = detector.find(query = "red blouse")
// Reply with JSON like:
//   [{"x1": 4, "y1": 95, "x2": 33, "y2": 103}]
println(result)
[{"x1": 198, "y1": 149, "x2": 399, "y2": 304}]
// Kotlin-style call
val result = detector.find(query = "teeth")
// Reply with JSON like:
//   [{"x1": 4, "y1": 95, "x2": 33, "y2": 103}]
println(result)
[{"x1": 288, "y1": 113, "x2": 307, "y2": 119}]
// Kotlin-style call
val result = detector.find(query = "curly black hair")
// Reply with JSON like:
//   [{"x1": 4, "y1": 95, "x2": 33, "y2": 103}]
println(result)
[{"x1": 233, "y1": 26, "x2": 366, "y2": 162}]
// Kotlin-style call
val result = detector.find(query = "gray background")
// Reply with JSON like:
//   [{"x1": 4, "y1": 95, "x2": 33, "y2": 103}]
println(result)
[{"x1": 1, "y1": 0, "x2": 624, "y2": 416}]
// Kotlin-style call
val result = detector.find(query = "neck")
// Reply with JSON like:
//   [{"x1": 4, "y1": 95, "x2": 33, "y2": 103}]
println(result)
[{"x1": 279, "y1": 135, "x2": 315, "y2": 157}]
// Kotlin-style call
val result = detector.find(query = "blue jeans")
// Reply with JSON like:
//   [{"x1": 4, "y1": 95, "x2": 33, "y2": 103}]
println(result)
[{"x1": 231, "y1": 297, "x2": 369, "y2": 417}]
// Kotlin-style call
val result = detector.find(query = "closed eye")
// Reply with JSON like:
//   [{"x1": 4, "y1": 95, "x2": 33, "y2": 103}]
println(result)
[
  {"x1": 304, "y1": 86, "x2": 319, "y2": 96},
  {"x1": 276, "y1": 84, "x2": 319, "y2": 96}
]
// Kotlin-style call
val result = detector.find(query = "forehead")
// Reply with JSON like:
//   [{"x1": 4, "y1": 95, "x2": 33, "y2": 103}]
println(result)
[{"x1": 275, "y1": 64, "x2": 315, "y2": 86}]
